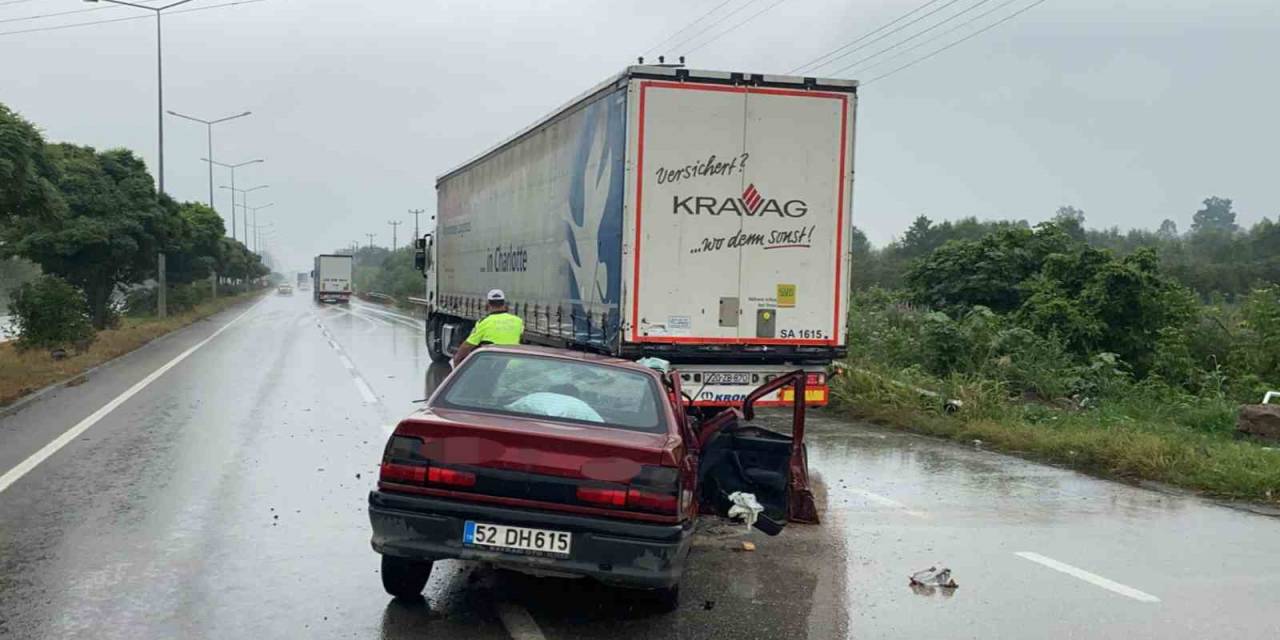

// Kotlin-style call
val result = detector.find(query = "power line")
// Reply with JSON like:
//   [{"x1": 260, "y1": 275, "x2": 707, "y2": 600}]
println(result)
[
  {"x1": 682, "y1": 0, "x2": 789, "y2": 56},
  {"x1": 641, "y1": 0, "x2": 738, "y2": 57},
  {"x1": 824, "y1": 0, "x2": 997, "y2": 77},
  {"x1": 846, "y1": 0, "x2": 1032, "y2": 76},
  {"x1": 0, "y1": 0, "x2": 163, "y2": 26},
  {"x1": 863, "y1": 0, "x2": 1050, "y2": 86},
  {"x1": 0, "y1": 0, "x2": 265, "y2": 38},
  {"x1": 665, "y1": 0, "x2": 766, "y2": 57},
  {"x1": 799, "y1": 0, "x2": 969, "y2": 75},
  {"x1": 0, "y1": 0, "x2": 52, "y2": 8},
  {"x1": 789, "y1": 0, "x2": 946, "y2": 74}
]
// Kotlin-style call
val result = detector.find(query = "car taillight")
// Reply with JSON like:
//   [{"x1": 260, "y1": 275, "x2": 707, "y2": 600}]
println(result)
[
  {"x1": 428, "y1": 466, "x2": 476, "y2": 488},
  {"x1": 379, "y1": 435, "x2": 475, "y2": 489},
  {"x1": 577, "y1": 466, "x2": 679, "y2": 514},
  {"x1": 806, "y1": 372, "x2": 827, "y2": 386},
  {"x1": 380, "y1": 461, "x2": 425, "y2": 484},
  {"x1": 577, "y1": 486, "x2": 627, "y2": 506}
]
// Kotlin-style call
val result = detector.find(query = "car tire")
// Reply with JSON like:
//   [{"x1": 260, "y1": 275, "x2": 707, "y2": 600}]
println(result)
[
  {"x1": 381, "y1": 555, "x2": 433, "y2": 600},
  {"x1": 426, "y1": 316, "x2": 449, "y2": 363},
  {"x1": 654, "y1": 584, "x2": 680, "y2": 612}
]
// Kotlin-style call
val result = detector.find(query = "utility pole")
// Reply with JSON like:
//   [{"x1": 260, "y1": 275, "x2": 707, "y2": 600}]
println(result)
[
  {"x1": 388, "y1": 220, "x2": 402, "y2": 252},
  {"x1": 365, "y1": 233, "x2": 376, "y2": 250},
  {"x1": 409, "y1": 208, "x2": 425, "y2": 241}
]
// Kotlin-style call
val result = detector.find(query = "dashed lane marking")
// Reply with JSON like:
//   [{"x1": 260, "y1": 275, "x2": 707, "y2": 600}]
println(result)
[
  {"x1": 495, "y1": 602, "x2": 547, "y2": 640},
  {"x1": 1015, "y1": 552, "x2": 1160, "y2": 603},
  {"x1": 0, "y1": 297, "x2": 268, "y2": 495},
  {"x1": 353, "y1": 377, "x2": 378, "y2": 404},
  {"x1": 844, "y1": 487, "x2": 929, "y2": 518}
]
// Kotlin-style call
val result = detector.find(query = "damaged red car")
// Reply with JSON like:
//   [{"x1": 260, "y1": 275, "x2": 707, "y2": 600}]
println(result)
[{"x1": 367, "y1": 345, "x2": 817, "y2": 609}]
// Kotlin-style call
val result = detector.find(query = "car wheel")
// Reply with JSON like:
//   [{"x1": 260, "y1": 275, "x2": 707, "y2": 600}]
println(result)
[
  {"x1": 426, "y1": 316, "x2": 449, "y2": 363},
  {"x1": 381, "y1": 555, "x2": 433, "y2": 600}
]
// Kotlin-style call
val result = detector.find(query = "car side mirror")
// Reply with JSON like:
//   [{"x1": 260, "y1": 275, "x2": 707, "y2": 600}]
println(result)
[{"x1": 414, "y1": 251, "x2": 426, "y2": 272}]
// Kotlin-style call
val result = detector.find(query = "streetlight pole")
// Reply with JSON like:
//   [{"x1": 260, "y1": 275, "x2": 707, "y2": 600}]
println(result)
[
  {"x1": 388, "y1": 220, "x2": 402, "y2": 252},
  {"x1": 249, "y1": 203, "x2": 275, "y2": 253},
  {"x1": 220, "y1": 184, "x2": 269, "y2": 248},
  {"x1": 169, "y1": 110, "x2": 251, "y2": 209},
  {"x1": 206, "y1": 158, "x2": 263, "y2": 241},
  {"x1": 409, "y1": 208, "x2": 425, "y2": 242},
  {"x1": 365, "y1": 233, "x2": 376, "y2": 250},
  {"x1": 84, "y1": 0, "x2": 197, "y2": 195}
]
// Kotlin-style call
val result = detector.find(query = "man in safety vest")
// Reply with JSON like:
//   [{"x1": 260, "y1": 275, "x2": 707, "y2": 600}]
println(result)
[{"x1": 451, "y1": 289, "x2": 524, "y2": 367}]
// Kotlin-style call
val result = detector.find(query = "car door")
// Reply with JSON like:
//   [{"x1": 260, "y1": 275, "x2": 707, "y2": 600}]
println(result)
[{"x1": 695, "y1": 370, "x2": 818, "y2": 535}]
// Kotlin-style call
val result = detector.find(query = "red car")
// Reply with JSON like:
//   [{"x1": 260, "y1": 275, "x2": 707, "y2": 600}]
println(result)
[{"x1": 368, "y1": 346, "x2": 817, "y2": 609}]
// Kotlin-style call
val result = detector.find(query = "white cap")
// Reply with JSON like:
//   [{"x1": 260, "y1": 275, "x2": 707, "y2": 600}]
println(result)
[{"x1": 487, "y1": 289, "x2": 506, "y2": 301}]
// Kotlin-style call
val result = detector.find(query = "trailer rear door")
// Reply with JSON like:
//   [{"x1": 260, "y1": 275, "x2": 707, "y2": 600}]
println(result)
[{"x1": 626, "y1": 79, "x2": 853, "y2": 347}]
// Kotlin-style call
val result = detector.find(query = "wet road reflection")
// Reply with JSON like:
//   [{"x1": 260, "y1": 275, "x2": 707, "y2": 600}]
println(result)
[{"x1": 1, "y1": 296, "x2": 1277, "y2": 639}]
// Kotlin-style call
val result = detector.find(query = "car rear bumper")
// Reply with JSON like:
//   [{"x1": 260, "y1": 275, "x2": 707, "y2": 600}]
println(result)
[{"x1": 368, "y1": 490, "x2": 693, "y2": 589}]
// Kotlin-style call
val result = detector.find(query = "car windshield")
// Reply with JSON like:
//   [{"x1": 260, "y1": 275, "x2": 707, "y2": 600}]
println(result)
[{"x1": 435, "y1": 352, "x2": 666, "y2": 433}]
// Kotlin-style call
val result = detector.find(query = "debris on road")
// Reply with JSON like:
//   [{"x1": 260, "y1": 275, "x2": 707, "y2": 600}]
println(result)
[
  {"x1": 727, "y1": 492, "x2": 764, "y2": 528},
  {"x1": 738, "y1": 541, "x2": 756, "y2": 552},
  {"x1": 909, "y1": 566, "x2": 958, "y2": 589}
]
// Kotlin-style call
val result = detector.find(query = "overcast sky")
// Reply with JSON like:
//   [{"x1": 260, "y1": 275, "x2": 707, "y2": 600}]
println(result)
[{"x1": 3, "y1": 0, "x2": 1277, "y2": 273}]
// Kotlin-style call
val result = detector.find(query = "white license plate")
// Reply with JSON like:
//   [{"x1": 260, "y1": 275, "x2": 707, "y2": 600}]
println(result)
[
  {"x1": 463, "y1": 521, "x2": 571, "y2": 556},
  {"x1": 705, "y1": 372, "x2": 752, "y2": 385}
]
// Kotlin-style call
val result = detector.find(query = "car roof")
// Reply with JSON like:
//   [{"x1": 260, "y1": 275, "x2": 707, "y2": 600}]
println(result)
[{"x1": 475, "y1": 345, "x2": 664, "y2": 377}]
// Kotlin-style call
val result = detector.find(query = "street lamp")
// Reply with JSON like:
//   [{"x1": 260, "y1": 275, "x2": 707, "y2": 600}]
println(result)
[
  {"x1": 84, "y1": 0, "x2": 198, "y2": 194},
  {"x1": 220, "y1": 184, "x2": 268, "y2": 246},
  {"x1": 169, "y1": 110, "x2": 251, "y2": 209},
  {"x1": 248, "y1": 202, "x2": 274, "y2": 254},
  {"x1": 205, "y1": 158, "x2": 263, "y2": 241}
]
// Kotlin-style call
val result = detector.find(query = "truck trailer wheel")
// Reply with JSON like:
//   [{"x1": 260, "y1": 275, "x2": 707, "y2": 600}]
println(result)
[{"x1": 426, "y1": 315, "x2": 449, "y2": 363}]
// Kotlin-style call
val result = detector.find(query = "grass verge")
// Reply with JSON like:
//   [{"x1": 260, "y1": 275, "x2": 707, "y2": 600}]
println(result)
[
  {"x1": 831, "y1": 365, "x2": 1280, "y2": 504},
  {"x1": 0, "y1": 291, "x2": 263, "y2": 407}
]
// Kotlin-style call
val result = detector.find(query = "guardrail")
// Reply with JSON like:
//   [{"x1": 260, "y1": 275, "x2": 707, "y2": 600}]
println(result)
[
  {"x1": 364, "y1": 291, "x2": 395, "y2": 303},
  {"x1": 1264, "y1": 391, "x2": 1279, "y2": 405},
  {"x1": 407, "y1": 297, "x2": 429, "y2": 307}
]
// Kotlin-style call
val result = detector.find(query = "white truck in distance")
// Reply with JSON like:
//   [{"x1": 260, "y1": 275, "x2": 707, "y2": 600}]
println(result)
[
  {"x1": 312, "y1": 254, "x2": 353, "y2": 304},
  {"x1": 416, "y1": 65, "x2": 857, "y2": 408}
]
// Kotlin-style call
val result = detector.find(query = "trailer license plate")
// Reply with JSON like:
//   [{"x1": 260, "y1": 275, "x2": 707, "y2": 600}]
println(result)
[
  {"x1": 705, "y1": 372, "x2": 752, "y2": 385},
  {"x1": 463, "y1": 521, "x2": 571, "y2": 556}
]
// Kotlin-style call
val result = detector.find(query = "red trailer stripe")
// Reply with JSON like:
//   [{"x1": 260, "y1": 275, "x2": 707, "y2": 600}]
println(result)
[{"x1": 632, "y1": 81, "x2": 849, "y2": 346}]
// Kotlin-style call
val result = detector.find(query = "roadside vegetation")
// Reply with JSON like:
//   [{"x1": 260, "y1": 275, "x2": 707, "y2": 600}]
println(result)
[
  {"x1": 0, "y1": 289, "x2": 261, "y2": 406},
  {"x1": 837, "y1": 204, "x2": 1280, "y2": 502},
  {"x1": 2, "y1": 102, "x2": 268, "y2": 349},
  {"x1": 351, "y1": 245, "x2": 422, "y2": 305}
]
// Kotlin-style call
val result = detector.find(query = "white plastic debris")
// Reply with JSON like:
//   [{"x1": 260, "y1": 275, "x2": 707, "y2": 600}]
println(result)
[
  {"x1": 505, "y1": 392, "x2": 604, "y2": 423},
  {"x1": 727, "y1": 491, "x2": 764, "y2": 528},
  {"x1": 909, "y1": 566, "x2": 958, "y2": 589}
]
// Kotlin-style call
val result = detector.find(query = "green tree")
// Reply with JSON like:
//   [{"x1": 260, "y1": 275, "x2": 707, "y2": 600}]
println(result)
[
  {"x1": 10, "y1": 144, "x2": 165, "y2": 328},
  {"x1": 0, "y1": 103, "x2": 63, "y2": 235},
  {"x1": 1191, "y1": 196, "x2": 1238, "y2": 234}
]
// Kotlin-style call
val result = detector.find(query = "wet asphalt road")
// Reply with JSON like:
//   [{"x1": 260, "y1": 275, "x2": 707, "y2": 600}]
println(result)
[{"x1": 1, "y1": 294, "x2": 1278, "y2": 638}]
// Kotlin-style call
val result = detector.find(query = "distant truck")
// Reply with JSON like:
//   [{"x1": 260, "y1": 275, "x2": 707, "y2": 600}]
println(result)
[
  {"x1": 312, "y1": 254, "x2": 353, "y2": 303},
  {"x1": 416, "y1": 65, "x2": 857, "y2": 408},
  {"x1": 297, "y1": 272, "x2": 309, "y2": 290}
]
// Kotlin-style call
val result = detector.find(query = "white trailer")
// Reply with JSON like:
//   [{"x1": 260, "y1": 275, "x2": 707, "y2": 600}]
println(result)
[
  {"x1": 419, "y1": 66, "x2": 857, "y2": 407},
  {"x1": 312, "y1": 254, "x2": 353, "y2": 304}
]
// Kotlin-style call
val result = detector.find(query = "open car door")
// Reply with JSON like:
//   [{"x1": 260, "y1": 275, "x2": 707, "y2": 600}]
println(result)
[{"x1": 695, "y1": 370, "x2": 819, "y2": 535}]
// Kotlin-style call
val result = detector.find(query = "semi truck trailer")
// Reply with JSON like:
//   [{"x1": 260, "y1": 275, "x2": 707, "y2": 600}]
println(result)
[
  {"x1": 416, "y1": 65, "x2": 857, "y2": 407},
  {"x1": 312, "y1": 254, "x2": 353, "y2": 304}
]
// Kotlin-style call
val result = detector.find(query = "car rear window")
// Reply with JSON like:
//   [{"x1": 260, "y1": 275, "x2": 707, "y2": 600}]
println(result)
[{"x1": 435, "y1": 352, "x2": 667, "y2": 433}]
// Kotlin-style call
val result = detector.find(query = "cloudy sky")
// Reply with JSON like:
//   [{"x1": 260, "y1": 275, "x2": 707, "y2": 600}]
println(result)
[{"x1": 3, "y1": 0, "x2": 1277, "y2": 273}]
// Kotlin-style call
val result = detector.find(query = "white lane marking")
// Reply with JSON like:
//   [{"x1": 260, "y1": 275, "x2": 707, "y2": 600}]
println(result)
[
  {"x1": 352, "y1": 302, "x2": 423, "y2": 329},
  {"x1": 495, "y1": 602, "x2": 547, "y2": 640},
  {"x1": 338, "y1": 355, "x2": 356, "y2": 371},
  {"x1": 0, "y1": 298, "x2": 267, "y2": 495},
  {"x1": 1015, "y1": 552, "x2": 1160, "y2": 603},
  {"x1": 845, "y1": 487, "x2": 928, "y2": 518},
  {"x1": 328, "y1": 339, "x2": 340, "y2": 351},
  {"x1": 353, "y1": 377, "x2": 378, "y2": 404}
]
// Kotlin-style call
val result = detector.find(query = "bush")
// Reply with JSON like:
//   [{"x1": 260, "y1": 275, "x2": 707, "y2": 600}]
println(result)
[
  {"x1": 124, "y1": 282, "x2": 213, "y2": 317},
  {"x1": 8, "y1": 275, "x2": 95, "y2": 351}
]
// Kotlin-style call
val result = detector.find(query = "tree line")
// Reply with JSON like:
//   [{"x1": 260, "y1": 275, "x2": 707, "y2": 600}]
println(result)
[
  {"x1": 1, "y1": 102, "x2": 267, "y2": 339},
  {"x1": 847, "y1": 198, "x2": 1280, "y2": 404}
]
